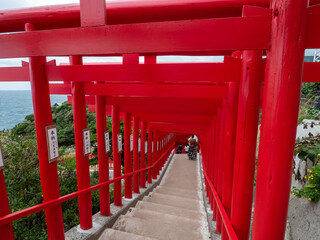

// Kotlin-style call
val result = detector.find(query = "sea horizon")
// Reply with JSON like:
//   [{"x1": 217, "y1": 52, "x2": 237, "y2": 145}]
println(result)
[{"x1": 0, "y1": 90, "x2": 67, "y2": 130}]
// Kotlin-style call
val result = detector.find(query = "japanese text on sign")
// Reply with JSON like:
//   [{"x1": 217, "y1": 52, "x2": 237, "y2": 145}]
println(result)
[
  {"x1": 46, "y1": 125, "x2": 59, "y2": 163},
  {"x1": 117, "y1": 134, "x2": 122, "y2": 152},
  {"x1": 138, "y1": 138, "x2": 141, "y2": 153},
  {"x1": 83, "y1": 128, "x2": 91, "y2": 156},
  {"x1": 130, "y1": 134, "x2": 133, "y2": 152},
  {"x1": 145, "y1": 141, "x2": 148, "y2": 154},
  {"x1": 104, "y1": 131, "x2": 110, "y2": 153}
]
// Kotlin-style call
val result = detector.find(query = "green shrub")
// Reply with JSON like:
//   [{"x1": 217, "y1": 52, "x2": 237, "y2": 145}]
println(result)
[
  {"x1": 292, "y1": 161, "x2": 320, "y2": 202},
  {"x1": 0, "y1": 131, "x2": 114, "y2": 239},
  {"x1": 301, "y1": 82, "x2": 320, "y2": 100},
  {"x1": 294, "y1": 135, "x2": 320, "y2": 162}
]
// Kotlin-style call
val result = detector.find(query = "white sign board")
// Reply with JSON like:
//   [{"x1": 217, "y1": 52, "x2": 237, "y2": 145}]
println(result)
[
  {"x1": 138, "y1": 138, "x2": 141, "y2": 153},
  {"x1": 145, "y1": 141, "x2": 148, "y2": 154},
  {"x1": 0, "y1": 144, "x2": 4, "y2": 170},
  {"x1": 117, "y1": 134, "x2": 123, "y2": 152},
  {"x1": 104, "y1": 131, "x2": 110, "y2": 153},
  {"x1": 130, "y1": 134, "x2": 133, "y2": 152},
  {"x1": 83, "y1": 128, "x2": 91, "y2": 156},
  {"x1": 46, "y1": 125, "x2": 59, "y2": 163}
]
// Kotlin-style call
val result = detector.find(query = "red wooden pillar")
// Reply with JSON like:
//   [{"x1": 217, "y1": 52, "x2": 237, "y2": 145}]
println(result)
[
  {"x1": 95, "y1": 95, "x2": 110, "y2": 216},
  {"x1": 252, "y1": 1, "x2": 308, "y2": 239},
  {"x1": 70, "y1": 55, "x2": 92, "y2": 229},
  {"x1": 205, "y1": 134, "x2": 210, "y2": 199},
  {"x1": 133, "y1": 116, "x2": 140, "y2": 193},
  {"x1": 157, "y1": 132, "x2": 162, "y2": 176},
  {"x1": 147, "y1": 126, "x2": 153, "y2": 184},
  {"x1": 25, "y1": 23, "x2": 65, "y2": 238},
  {"x1": 209, "y1": 118, "x2": 216, "y2": 213},
  {"x1": 216, "y1": 105, "x2": 226, "y2": 233},
  {"x1": 112, "y1": 105, "x2": 122, "y2": 206},
  {"x1": 0, "y1": 171, "x2": 14, "y2": 239},
  {"x1": 124, "y1": 112, "x2": 132, "y2": 199},
  {"x1": 159, "y1": 134, "x2": 163, "y2": 169},
  {"x1": 221, "y1": 82, "x2": 239, "y2": 240},
  {"x1": 211, "y1": 118, "x2": 217, "y2": 220},
  {"x1": 79, "y1": 0, "x2": 108, "y2": 218},
  {"x1": 152, "y1": 130, "x2": 158, "y2": 180},
  {"x1": 140, "y1": 121, "x2": 147, "y2": 188},
  {"x1": 231, "y1": 51, "x2": 263, "y2": 240}
]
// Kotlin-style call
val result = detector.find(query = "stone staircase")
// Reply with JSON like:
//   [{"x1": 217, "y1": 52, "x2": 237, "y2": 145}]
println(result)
[{"x1": 99, "y1": 154, "x2": 210, "y2": 240}]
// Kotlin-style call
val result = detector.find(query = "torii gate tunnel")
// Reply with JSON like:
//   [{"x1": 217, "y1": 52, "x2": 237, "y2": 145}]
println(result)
[{"x1": 0, "y1": 0, "x2": 320, "y2": 239}]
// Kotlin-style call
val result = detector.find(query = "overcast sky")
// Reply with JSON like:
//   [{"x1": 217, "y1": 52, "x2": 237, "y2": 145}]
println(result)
[{"x1": 0, "y1": 1, "x2": 316, "y2": 90}]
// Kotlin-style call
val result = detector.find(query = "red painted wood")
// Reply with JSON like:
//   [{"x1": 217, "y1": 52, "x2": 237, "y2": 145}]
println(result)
[
  {"x1": 303, "y1": 62, "x2": 320, "y2": 82},
  {"x1": 83, "y1": 83, "x2": 228, "y2": 99},
  {"x1": 0, "y1": 16, "x2": 270, "y2": 58},
  {"x1": 149, "y1": 123, "x2": 209, "y2": 134},
  {"x1": 202, "y1": 155, "x2": 239, "y2": 240},
  {"x1": 95, "y1": 94, "x2": 110, "y2": 216},
  {"x1": 112, "y1": 105, "x2": 122, "y2": 206},
  {"x1": 231, "y1": 51, "x2": 263, "y2": 240},
  {"x1": 81, "y1": 0, "x2": 109, "y2": 216},
  {"x1": 137, "y1": 113, "x2": 212, "y2": 125},
  {"x1": 80, "y1": 0, "x2": 106, "y2": 27},
  {"x1": 140, "y1": 121, "x2": 147, "y2": 188},
  {"x1": 306, "y1": 12, "x2": 320, "y2": 48},
  {"x1": 0, "y1": 67, "x2": 29, "y2": 81},
  {"x1": 70, "y1": 55, "x2": 92, "y2": 230},
  {"x1": 152, "y1": 130, "x2": 158, "y2": 180},
  {"x1": 88, "y1": 102, "x2": 219, "y2": 116},
  {"x1": 147, "y1": 126, "x2": 153, "y2": 184},
  {"x1": 0, "y1": 0, "x2": 273, "y2": 33},
  {"x1": 67, "y1": 95, "x2": 221, "y2": 111},
  {"x1": 133, "y1": 116, "x2": 140, "y2": 193},
  {"x1": 0, "y1": 171, "x2": 15, "y2": 239},
  {"x1": 210, "y1": 118, "x2": 217, "y2": 220},
  {"x1": 216, "y1": 106, "x2": 226, "y2": 233},
  {"x1": 49, "y1": 83, "x2": 228, "y2": 99},
  {"x1": 221, "y1": 82, "x2": 239, "y2": 240},
  {"x1": 124, "y1": 112, "x2": 133, "y2": 199},
  {"x1": 252, "y1": 0, "x2": 308, "y2": 239},
  {"x1": 4, "y1": 61, "x2": 320, "y2": 83},
  {"x1": 49, "y1": 84, "x2": 72, "y2": 95},
  {"x1": 25, "y1": 23, "x2": 66, "y2": 238},
  {"x1": 45, "y1": 62, "x2": 241, "y2": 83}
]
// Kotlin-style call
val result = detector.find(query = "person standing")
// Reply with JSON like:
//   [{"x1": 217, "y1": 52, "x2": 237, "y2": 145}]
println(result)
[
  {"x1": 188, "y1": 135, "x2": 197, "y2": 160},
  {"x1": 184, "y1": 144, "x2": 189, "y2": 154}
]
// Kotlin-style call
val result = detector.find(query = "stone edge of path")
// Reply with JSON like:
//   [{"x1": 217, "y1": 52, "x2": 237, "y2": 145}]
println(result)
[
  {"x1": 198, "y1": 152, "x2": 221, "y2": 240},
  {"x1": 65, "y1": 150, "x2": 175, "y2": 240}
]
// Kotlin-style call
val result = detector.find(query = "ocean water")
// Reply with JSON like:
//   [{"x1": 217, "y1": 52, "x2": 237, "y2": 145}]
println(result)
[{"x1": 0, "y1": 91, "x2": 67, "y2": 130}]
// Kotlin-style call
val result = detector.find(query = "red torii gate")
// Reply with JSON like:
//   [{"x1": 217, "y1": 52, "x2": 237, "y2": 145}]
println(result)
[{"x1": 0, "y1": 0, "x2": 319, "y2": 240}]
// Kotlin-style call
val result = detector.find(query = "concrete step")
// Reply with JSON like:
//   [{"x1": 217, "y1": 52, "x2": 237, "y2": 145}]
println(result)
[
  {"x1": 134, "y1": 201, "x2": 203, "y2": 220},
  {"x1": 99, "y1": 228, "x2": 156, "y2": 240},
  {"x1": 127, "y1": 207, "x2": 201, "y2": 232},
  {"x1": 161, "y1": 174, "x2": 199, "y2": 191},
  {"x1": 157, "y1": 185, "x2": 201, "y2": 194},
  {"x1": 144, "y1": 192, "x2": 201, "y2": 211},
  {"x1": 113, "y1": 215, "x2": 203, "y2": 240},
  {"x1": 154, "y1": 186, "x2": 200, "y2": 200}
]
